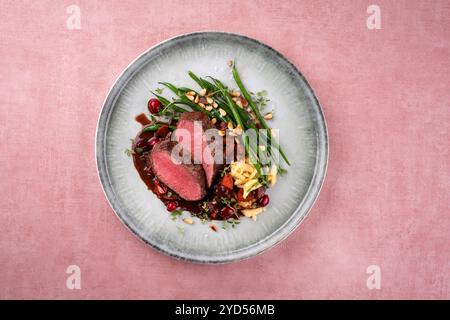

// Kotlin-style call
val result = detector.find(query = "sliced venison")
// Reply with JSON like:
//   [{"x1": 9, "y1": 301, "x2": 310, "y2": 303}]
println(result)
[
  {"x1": 149, "y1": 140, "x2": 207, "y2": 201},
  {"x1": 175, "y1": 112, "x2": 223, "y2": 188}
]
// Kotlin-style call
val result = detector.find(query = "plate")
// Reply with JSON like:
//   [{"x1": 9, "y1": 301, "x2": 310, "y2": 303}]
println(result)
[{"x1": 96, "y1": 31, "x2": 328, "y2": 263}]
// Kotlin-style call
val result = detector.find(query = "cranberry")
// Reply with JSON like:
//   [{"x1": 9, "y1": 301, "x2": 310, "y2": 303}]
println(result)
[
  {"x1": 147, "y1": 137, "x2": 159, "y2": 148},
  {"x1": 210, "y1": 208, "x2": 218, "y2": 219},
  {"x1": 220, "y1": 206, "x2": 235, "y2": 219},
  {"x1": 155, "y1": 124, "x2": 170, "y2": 138},
  {"x1": 252, "y1": 187, "x2": 266, "y2": 199},
  {"x1": 148, "y1": 98, "x2": 162, "y2": 114},
  {"x1": 206, "y1": 203, "x2": 219, "y2": 219},
  {"x1": 166, "y1": 201, "x2": 177, "y2": 212},
  {"x1": 217, "y1": 185, "x2": 231, "y2": 197},
  {"x1": 258, "y1": 194, "x2": 270, "y2": 207}
]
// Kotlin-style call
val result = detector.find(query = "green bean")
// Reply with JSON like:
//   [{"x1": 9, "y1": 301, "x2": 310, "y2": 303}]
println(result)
[
  {"x1": 188, "y1": 71, "x2": 215, "y2": 91},
  {"x1": 210, "y1": 78, "x2": 253, "y2": 128},
  {"x1": 150, "y1": 91, "x2": 171, "y2": 106},
  {"x1": 151, "y1": 91, "x2": 184, "y2": 115},
  {"x1": 213, "y1": 77, "x2": 263, "y2": 174},
  {"x1": 177, "y1": 87, "x2": 194, "y2": 93},
  {"x1": 159, "y1": 101, "x2": 189, "y2": 115},
  {"x1": 189, "y1": 75, "x2": 239, "y2": 126},
  {"x1": 178, "y1": 96, "x2": 209, "y2": 114},
  {"x1": 163, "y1": 75, "x2": 231, "y2": 122},
  {"x1": 231, "y1": 62, "x2": 290, "y2": 166},
  {"x1": 142, "y1": 123, "x2": 160, "y2": 132},
  {"x1": 206, "y1": 77, "x2": 255, "y2": 129},
  {"x1": 213, "y1": 78, "x2": 244, "y2": 129},
  {"x1": 157, "y1": 82, "x2": 214, "y2": 119},
  {"x1": 142, "y1": 123, "x2": 176, "y2": 132},
  {"x1": 158, "y1": 82, "x2": 192, "y2": 96},
  {"x1": 197, "y1": 75, "x2": 280, "y2": 171}
]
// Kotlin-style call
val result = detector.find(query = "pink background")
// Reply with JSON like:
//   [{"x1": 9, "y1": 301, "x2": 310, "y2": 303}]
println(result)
[{"x1": 1, "y1": 0, "x2": 449, "y2": 299}]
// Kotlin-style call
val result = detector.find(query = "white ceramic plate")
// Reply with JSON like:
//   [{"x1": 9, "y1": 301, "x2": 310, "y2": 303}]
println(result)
[{"x1": 96, "y1": 32, "x2": 328, "y2": 263}]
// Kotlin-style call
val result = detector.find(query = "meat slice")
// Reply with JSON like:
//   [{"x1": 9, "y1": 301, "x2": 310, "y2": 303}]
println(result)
[
  {"x1": 149, "y1": 140, "x2": 207, "y2": 201},
  {"x1": 175, "y1": 112, "x2": 223, "y2": 188}
]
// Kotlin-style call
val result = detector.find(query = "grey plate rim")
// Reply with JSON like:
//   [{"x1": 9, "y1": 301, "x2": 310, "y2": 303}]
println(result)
[{"x1": 95, "y1": 31, "x2": 329, "y2": 264}]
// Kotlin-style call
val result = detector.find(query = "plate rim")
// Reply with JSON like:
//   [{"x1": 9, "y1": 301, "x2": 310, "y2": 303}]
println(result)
[{"x1": 95, "y1": 31, "x2": 329, "y2": 264}]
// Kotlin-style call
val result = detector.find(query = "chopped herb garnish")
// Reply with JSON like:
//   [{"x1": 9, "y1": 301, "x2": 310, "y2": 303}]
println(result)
[
  {"x1": 124, "y1": 148, "x2": 133, "y2": 157},
  {"x1": 253, "y1": 90, "x2": 270, "y2": 111},
  {"x1": 220, "y1": 197, "x2": 232, "y2": 206},
  {"x1": 170, "y1": 210, "x2": 183, "y2": 220},
  {"x1": 155, "y1": 87, "x2": 164, "y2": 94},
  {"x1": 278, "y1": 166, "x2": 288, "y2": 176},
  {"x1": 200, "y1": 202, "x2": 209, "y2": 213},
  {"x1": 222, "y1": 221, "x2": 228, "y2": 230},
  {"x1": 220, "y1": 165, "x2": 231, "y2": 177},
  {"x1": 227, "y1": 219, "x2": 241, "y2": 228},
  {"x1": 256, "y1": 90, "x2": 268, "y2": 97}
]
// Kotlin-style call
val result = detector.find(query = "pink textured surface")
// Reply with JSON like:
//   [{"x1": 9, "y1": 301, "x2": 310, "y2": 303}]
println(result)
[{"x1": 0, "y1": 0, "x2": 449, "y2": 299}]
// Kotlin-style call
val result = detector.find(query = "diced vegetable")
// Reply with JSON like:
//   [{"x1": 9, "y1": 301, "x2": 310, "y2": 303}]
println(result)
[{"x1": 221, "y1": 174, "x2": 234, "y2": 190}]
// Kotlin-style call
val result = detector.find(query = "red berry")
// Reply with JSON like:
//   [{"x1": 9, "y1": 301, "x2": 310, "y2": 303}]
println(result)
[
  {"x1": 210, "y1": 207, "x2": 218, "y2": 219},
  {"x1": 206, "y1": 203, "x2": 220, "y2": 219},
  {"x1": 166, "y1": 201, "x2": 177, "y2": 212},
  {"x1": 253, "y1": 187, "x2": 266, "y2": 199},
  {"x1": 217, "y1": 185, "x2": 231, "y2": 197},
  {"x1": 258, "y1": 194, "x2": 270, "y2": 207},
  {"x1": 220, "y1": 206, "x2": 235, "y2": 219},
  {"x1": 155, "y1": 124, "x2": 169, "y2": 138},
  {"x1": 148, "y1": 98, "x2": 162, "y2": 114},
  {"x1": 147, "y1": 137, "x2": 159, "y2": 148}
]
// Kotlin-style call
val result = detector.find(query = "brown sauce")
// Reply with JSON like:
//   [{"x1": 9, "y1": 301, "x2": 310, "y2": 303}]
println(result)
[{"x1": 135, "y1": 113, "x2": 151, "y2": 126}]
